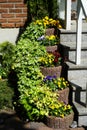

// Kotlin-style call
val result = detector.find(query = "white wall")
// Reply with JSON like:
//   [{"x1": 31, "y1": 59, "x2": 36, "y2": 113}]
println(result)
[{"x1": 0, "y1": 28, "x2": 19, "y2": 44}]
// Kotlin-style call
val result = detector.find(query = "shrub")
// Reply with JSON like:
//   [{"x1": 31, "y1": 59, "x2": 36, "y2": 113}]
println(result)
[
  {"x1": 27, "y1": 0, "x2": 59, "y2": 20},
  {"x1": 0, "y1": 41, "x2": 15, "y2": 79},
  {"x1": 0, "y1": 79, "x2": 14, "y2": 110}
]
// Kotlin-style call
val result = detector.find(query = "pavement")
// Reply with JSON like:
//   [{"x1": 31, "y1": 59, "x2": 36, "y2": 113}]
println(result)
[{"x1": 0, "y1": 110, "x2": 87, "y2": 130}]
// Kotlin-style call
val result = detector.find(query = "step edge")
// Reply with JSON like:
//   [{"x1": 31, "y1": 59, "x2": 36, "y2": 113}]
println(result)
[{"x1": 73, "y1": 102, "x2": 87, "y2": 115}]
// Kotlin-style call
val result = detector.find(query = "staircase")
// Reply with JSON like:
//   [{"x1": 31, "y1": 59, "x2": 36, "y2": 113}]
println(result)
[{"x1": 59, "y1": 20, "x2": 87, "y2": 127}]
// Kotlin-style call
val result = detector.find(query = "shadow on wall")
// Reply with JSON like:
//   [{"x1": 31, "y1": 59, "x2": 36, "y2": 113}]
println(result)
[{"x1": 69, "y1": 82, "x2": 87, "y2": 107}]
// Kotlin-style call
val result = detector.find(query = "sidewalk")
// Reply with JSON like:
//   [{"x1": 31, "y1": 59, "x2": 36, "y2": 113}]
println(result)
[{"x1": 0, "y1": 110, "x2": 87, "y2": 130}]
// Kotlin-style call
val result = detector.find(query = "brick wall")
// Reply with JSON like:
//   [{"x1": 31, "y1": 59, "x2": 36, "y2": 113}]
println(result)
[{"x1": 0, "y1": 0, "x2": 28, "y2": 28}]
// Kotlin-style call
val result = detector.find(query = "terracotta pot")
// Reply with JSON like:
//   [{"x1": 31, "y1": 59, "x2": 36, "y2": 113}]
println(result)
[
  {"x1": 45, "y1": 112, "x2": 74, "y2": 129},
  {"x1": 57, "y1": 87, "x2": 69, "y2": 104},
  {"x1": 40, "y1": 66, "x2": 62, "y2": 78},
  {"x1": 45, "y1": 28, "x2": 56, "y2": 36},
  {"x1": 46, "y1": 45, "x2": 58, "y2": 53}
]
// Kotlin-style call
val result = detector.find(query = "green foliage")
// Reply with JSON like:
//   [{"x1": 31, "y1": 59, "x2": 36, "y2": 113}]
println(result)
[
  {"x1": 0, "y1": 41, "x2": 15, "y2": 79},
  {"x1": 27, "y1": 0, "x2": 58, "y2": 20},
  {"x1": 11, "y1": 38, "x2": 72, "y2": 121},
  {"x1": 18, "y1": 85, "x2": 58, "y2": 121},
  {"x1": 11, "y1": 38, "x2": 49, "y2": 120},
  {"x1": 0, "y1": 79, "x2": 14, "y2": 110},
  {"x1": 20, "y1": 22, "x2": 45, "y2": 40},
  {"x1": 12, "y1": 39, "x2": 46, "y2": 75}
]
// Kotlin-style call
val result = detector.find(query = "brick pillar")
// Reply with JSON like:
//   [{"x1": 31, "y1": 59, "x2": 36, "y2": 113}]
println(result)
[{"x1": 0, "y1": 0, "x2": 28, "y2": 28}]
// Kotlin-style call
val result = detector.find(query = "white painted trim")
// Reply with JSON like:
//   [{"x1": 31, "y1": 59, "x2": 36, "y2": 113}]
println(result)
[
  {"x1": 76, "y1": 0, "x2": 82, "y2": 65},
  {"x1": 81, "y1": 0, "x2": 87, "y2": 17},
  {"x1": 65, "y1": 0, "x2": 71, "y2": 30}
]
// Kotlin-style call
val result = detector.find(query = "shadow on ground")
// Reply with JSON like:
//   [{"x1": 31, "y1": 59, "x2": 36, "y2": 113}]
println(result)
[
  {"x1": 0, "y1": 110, "x2": 50, "y2": 130},
  {"x1": 0, "y1": 110, "x2": 30, "y2": 130},
  {"x1": 0, "y1": 110, "x2": 87, "y2": 130}
]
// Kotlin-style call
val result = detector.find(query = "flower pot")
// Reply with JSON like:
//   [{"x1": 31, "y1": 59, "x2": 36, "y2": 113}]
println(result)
[
  {"x1": 45, "y1": 28, "x2": 56, "y2": 36},
  {"x1": 45, "y1": 112, "x2": 74, "y2": 129},
  {"x1": 40, "y1": 66, "x2": 62, "y2": 78},
  {"x1": 57, "y1": 87, "x2": 69, "y2": 104},
  {"x1": 46, "y1": 45, "x2": 58, "y2": 53}
]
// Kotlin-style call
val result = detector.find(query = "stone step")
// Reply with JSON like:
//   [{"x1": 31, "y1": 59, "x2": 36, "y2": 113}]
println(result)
[
  {"x1": 59, "y1": 20, "x2": 87, "y2": 43},
  {"x1": 67, "y1": 67, "x2": 87, "y2": 126},
  {"x1": 73, "y1": 101, "x2": 87, "y2": 126},
  {"x1": 59, "y1": 20, "x2": 87, "y2": 127},
  {"x1": 59, "y1": 41, "x2": 87, "y2": 65},
  {"x1": 60, "y1": 31, "x2": 87, "y2": 43}
]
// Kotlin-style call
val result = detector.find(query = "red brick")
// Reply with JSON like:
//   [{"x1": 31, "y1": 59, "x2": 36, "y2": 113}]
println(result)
[
  {"x1": 23, "y1": 8, "x2": 27, "y2": 13},
  {"x1": 0, "y1": 9, "x2": 8, "y2": 13},
  {"x1": 8, "y1": 18, "x2": 22, "y2": 23},
  {"x1": 0, "y1": 18, "x2": 7, "y2": 23},
  {"x1": 8, "y1": 0, "x2": 23, "y2": 2},
  {"x1": 15, "y1": 22, "x2": 25, "y2": 27},
  {"x1": 1, "y1": 23, "x2": 15, "y2": 28},
  {"x1": 2, "y1": 14, "x2": 14, "y2": 18},
  {"x1": 9, "y1": 9, "x2": 22, "y2": 13},
  {"x1": 0, "y1": 0, "x2": 28, "y2": 28},
  {"x1": 0, "y1": 0, "x2": 7, "y2": 3},
  {"x1": 16, "y1": 13, "x2": 27, "y2": 18},
  {"x1": 0, "y1": 3, "x2": 14, "y2": 8},
  {"x1": 15, "y1": 3, "x2": 27, "y2": 8}
]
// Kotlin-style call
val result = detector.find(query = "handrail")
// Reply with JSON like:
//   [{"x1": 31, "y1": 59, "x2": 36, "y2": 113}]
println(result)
[
  {"x1": 76, "y1": 0, "x2": 87, "y2": 65},
  {"x1": 81, "y1": 0, "x2": 87, "y2": 17}
]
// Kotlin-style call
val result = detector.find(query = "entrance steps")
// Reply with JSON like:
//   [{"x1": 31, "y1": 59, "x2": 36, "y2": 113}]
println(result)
[{"x1": 59, "y1": 20, "x2": 87, "y2": 127}]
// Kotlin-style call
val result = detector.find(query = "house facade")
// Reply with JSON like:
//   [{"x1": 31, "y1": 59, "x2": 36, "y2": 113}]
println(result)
[
  {"x1": 0, "y1": 0, "x2": 77, "y2": 43},
  {"x1": 0, "y1": 0, "x2": 27, "y2": 28}
]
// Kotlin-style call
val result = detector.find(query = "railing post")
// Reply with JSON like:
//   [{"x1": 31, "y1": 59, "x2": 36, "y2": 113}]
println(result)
[
  {"x1": 65, "y1": 0, "x2": 71, "y2": 30},
  {"x1": 76, "y1": 0, "x2": 82, "y2": 65}
]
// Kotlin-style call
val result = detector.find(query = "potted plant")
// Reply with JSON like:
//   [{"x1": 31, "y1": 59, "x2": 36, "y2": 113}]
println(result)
[
  {"x1": 43, "y1": 76, "x2": 69, "y2": 104},
  {"x1": 16, "y1": 82, "x2": 74, "y2": 127},
  {"x1": 35, "y1": 16, "x2": 62, "y2": 35},
  {"x1": 45, "y1": 101, "x2": 74, "y2": 129},
  {"x1": 38, "y1": 34, "x2": 60, "y2": 53},
  {"x1": 39, "y1": 51, "x2": 63, "y2": 77}
]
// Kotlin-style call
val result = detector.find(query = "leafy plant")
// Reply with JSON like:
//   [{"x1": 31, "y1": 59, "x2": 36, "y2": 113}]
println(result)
[
  {"x1": 26, "y1": 0, "x2": 59, "y2": 20},
  {"x1": 15, "y1": 84, "x2": 72, "y2": 121},
  {"x1": 0, "y1": 79, "x2": 14, "y2": 110},
  {"x1": 43, "y1": 76, "x2": 69, "y2": 91},
  {"x1": 10, "y1": 38, "x2": 48, "y2": 120},
  {"x1": 0, "y1": 41, "x2": 15, "y2": 79},
  {"x1": 20, "y1": 22, "x2": 45, "y2": 41}
]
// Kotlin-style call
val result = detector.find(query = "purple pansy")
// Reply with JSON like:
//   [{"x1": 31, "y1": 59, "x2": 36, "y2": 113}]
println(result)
[{"x1": 43, "y1": 75, "x2": 57, "y2": 82}]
